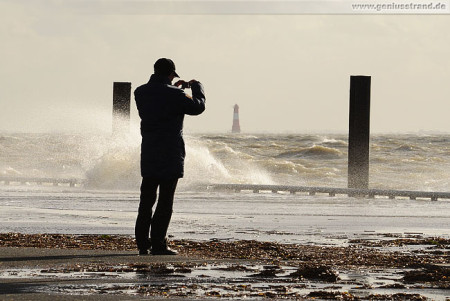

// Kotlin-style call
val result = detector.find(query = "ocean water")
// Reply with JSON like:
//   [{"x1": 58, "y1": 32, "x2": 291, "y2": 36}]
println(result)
[
  {"x1": 1, "y1": 132, "x2": 449, "y2": 191},
  {"x1": 0, "y1": 133, "x2": 449, "y2": 243}
]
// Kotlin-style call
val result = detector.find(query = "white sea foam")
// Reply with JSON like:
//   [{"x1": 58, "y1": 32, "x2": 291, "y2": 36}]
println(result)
[
  {"x1": 0, "y1": 133, "x2": 449, "y2": 191},
  {"x1": 185, "y1": 137, "x2": 274, "y2": 186}
]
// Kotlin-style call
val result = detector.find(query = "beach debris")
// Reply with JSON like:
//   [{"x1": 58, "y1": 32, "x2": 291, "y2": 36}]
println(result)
[
  {"x1": 289, "y1": 265, "x2": 339, "y2": 282},
  {"x1": 0, "y1": 233, "x2": 447, "y2": 300},
  {"x1": 402, "y1": 264, "x2": 450, "y2": 289},
  {"x1": 348, "y1": 236, "x2": 450, "y2": 248},
  {"x1": 378, "y1": 283, "x2": 406, "y2": 289},
  {"x1": 248, "y1": 265, "x2": 283, "y2": 278},
  {"x1": 0, "y1": 233, "x2": 448, "y2": 268},
  {"x1": 213, "y1": 264, "x2": 253, "y2": 272},
  {"x1": 307, "y1": 291, "x2": 356, "y2": 300},
  {"x1": 366, "y1": 293, "x2": 428, "y2": 300}
]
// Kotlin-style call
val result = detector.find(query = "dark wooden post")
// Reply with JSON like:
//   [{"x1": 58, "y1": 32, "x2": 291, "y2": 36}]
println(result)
[
  {"x1": 348, "y1": 76, "x2": 371, "y2": 189},
  {"x1": 112, "y1": 82, "x2": 131, "y2": 135}
]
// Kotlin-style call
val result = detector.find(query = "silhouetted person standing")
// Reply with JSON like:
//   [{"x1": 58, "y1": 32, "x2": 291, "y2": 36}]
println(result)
[{"x1": 134, "y1": 58, "x2": 206, "y2": 255}]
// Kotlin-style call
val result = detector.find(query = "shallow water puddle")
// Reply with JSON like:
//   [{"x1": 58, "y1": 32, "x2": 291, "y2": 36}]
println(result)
[{"x1": 1, "y1": 263, "x2": 448, "y2": 300}]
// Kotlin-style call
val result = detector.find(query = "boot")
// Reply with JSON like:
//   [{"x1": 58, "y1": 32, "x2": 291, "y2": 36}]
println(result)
[
  {"x1": 151, "y1": 238, "x2": 178, "y2": 255},
  {"x1": 139, "y1": 249, "x2": 149, "y2": 255},
  {"x1": 138, "y1": 238, "x2": 152, "y2": 256}
]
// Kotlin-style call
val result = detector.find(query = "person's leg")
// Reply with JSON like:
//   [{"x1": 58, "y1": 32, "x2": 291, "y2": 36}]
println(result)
[
  {"x1": 150, "y1": 178, "x2": 178, "y2": 253},
  {"x1": 135, "y1": 177, "x2": 158, "y2": 252}
]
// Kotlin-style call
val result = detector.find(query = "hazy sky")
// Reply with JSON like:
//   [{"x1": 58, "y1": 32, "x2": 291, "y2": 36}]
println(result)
[{"x1": 1, "y1": 0, "x2": 449, "y2": 134}]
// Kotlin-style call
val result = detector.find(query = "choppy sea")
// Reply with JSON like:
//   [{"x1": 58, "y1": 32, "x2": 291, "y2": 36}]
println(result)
[{"x1": 0, "y1": 133, "x2": 449, "y2": 244}]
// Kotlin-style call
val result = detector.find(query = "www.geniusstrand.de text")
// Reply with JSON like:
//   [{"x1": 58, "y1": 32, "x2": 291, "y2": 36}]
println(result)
[{"x1": 352, "y1": 1, "x2": 447, "y2": 12}]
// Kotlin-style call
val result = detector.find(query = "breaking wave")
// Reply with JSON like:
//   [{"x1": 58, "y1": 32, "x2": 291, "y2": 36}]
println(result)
[
  {"x1": 83, "y1": 135, "x2": 276, "y2": 190},
  {"x1": 395, "y1": 144, "x2": 422, "y2": 152},
  {"x1": 277, "y1": 145, "x2": 343, "y2": 159},
  {"x1": 84, "y1": 148, "x2": 141, "y2": 190},
  {"x1": 1, "y1": 132, "x2": 448, "y2": 191}
]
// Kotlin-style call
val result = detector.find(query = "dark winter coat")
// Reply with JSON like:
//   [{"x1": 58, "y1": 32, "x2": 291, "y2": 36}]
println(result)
[{"x1": 135, "y1": 74, "x2": 206, "y2": 179}]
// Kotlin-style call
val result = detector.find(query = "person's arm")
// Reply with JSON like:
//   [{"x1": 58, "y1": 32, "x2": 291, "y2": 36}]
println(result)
[{"x1": 181, "y1": 80, "x2": 206, "y2": 116}]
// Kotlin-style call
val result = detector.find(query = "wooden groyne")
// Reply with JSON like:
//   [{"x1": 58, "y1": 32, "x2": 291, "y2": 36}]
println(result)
[
  {"x1": 1, "y1": 177, "x2": 448, "y2": 201},
  {"x1": 207, "y1": 184, "x2": 450, "y2": 201},
  {"x1": 0, "y1": 177, "x2": 84, "y2": 187}
]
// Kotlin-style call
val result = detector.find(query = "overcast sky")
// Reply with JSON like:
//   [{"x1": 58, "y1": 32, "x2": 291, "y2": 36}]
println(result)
[{"x1": 1, "y1": 0, "x2": 449, "y2": 134}]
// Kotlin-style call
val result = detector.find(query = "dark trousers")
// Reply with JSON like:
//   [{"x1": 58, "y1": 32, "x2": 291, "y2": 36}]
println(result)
[{"x1": 135, "y1": 177, "x2": 178, "y2": 250}]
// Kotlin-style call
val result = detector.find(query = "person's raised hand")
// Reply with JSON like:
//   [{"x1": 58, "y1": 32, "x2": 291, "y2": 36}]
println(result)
[{"x1": 174, "y1": 80, "x2": 190, "y2": 89}]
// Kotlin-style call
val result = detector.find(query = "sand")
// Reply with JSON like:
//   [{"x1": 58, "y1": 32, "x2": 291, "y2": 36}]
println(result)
[{"x1": 0, "y1": 233, "x2": 448, "y2": 300}]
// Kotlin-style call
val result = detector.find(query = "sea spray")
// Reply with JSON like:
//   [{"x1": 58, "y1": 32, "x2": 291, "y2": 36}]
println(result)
[
  {"x1": 183, "y1": 140, "x2": 232, "y2": 187},
  {"x1": 83, "y1": 133, "x2": 141, "y2": 190},
  {"x1": 0, "y1": 133, "x2": 448, "y2": 192},
  {"x1": 83, "y1": 135, "x2": 276, "y2": 190},
  {"x1": 183, "y1": 136, "x2": 274, "y2": 188},
  {"x1": 84, "y1": 148, "x2": 141, "y2": 190}
]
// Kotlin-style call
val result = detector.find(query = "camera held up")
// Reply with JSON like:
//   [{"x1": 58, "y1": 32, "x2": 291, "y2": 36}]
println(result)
[{"x1": 174, "y1": 80, "x2": 190, "y2": 89}]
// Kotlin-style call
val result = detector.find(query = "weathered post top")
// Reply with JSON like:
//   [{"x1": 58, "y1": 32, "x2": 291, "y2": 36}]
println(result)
[
  {"x1": 348, "y1": 75, "x2": 371, "y2": 189},
  {"x1": 112, "y1": 82, "x2": 131, "y2": 136}
]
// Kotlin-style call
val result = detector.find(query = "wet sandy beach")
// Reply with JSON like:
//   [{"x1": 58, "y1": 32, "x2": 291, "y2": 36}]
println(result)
[{"x1": 0, "y1": 233, "x2": 448, "y2": 300}]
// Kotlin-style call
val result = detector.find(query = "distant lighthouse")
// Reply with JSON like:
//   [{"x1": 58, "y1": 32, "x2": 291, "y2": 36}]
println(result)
[{"x1": 232, "y1": 104, "x2": 241, "y2": 133}]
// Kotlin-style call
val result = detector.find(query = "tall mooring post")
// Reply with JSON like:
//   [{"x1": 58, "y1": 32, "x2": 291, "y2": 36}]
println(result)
[
  {"x1": 348, "y1": 76, "x2": 371, "y2": 189},
  {"x1": 112, "y1": 82, "x2": 131, "y2": 136}
]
